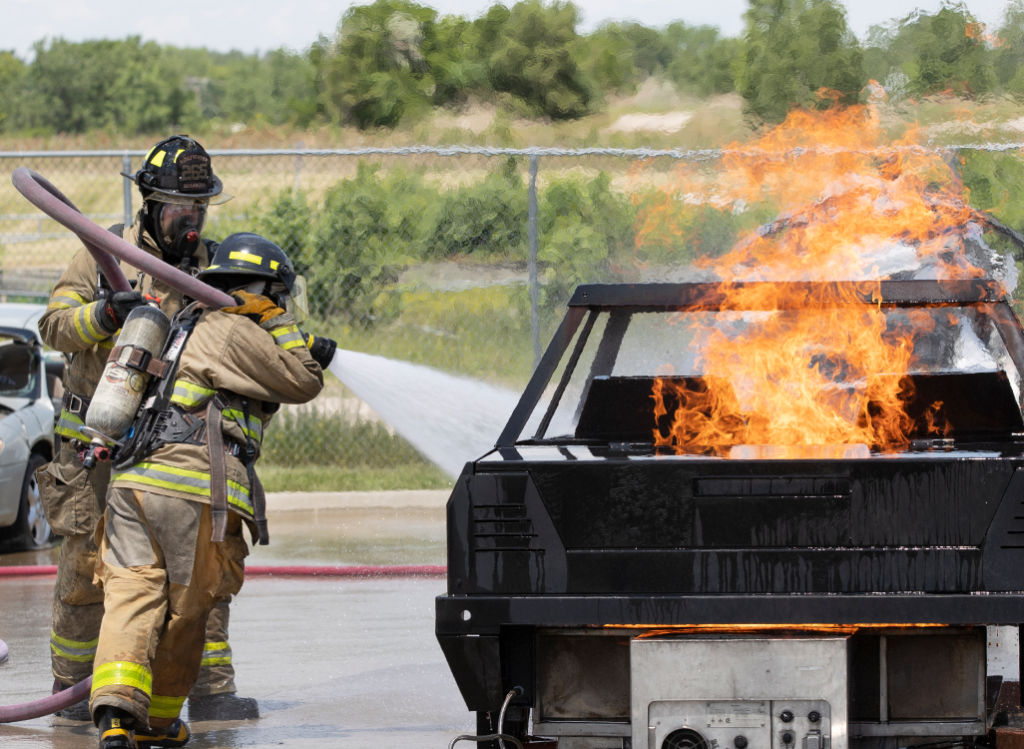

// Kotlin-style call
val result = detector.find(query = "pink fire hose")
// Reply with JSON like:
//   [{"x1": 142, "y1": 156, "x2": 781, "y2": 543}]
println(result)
[
  {"x1": 0, "y1": 676, "x2": 91, "y2": 723},
  {"x1": 11, "y1": 168, "x2": 235, "y2": 309}
]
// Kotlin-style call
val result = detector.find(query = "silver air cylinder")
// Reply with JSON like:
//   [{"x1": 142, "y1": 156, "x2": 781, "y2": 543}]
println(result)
[{"x1": 85, "y1": 305, "x2": 170, "y2": 444}]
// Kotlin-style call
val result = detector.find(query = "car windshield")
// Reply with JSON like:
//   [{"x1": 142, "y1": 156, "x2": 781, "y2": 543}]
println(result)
[
  {"x1": 0, "y1": 337, "x2": 38, "y2": 399},
  {"x1": 531, "y1": 299, "x2": 1024, "y2": 449}
]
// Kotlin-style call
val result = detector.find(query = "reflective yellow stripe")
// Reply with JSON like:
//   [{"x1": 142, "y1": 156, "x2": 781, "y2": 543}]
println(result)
[
  {"x1": 101, "y1": 728, "x2": 130, "y2": 740},
  {"x1": 50, "y1": 631, "x2": 99, "y2": 649},
  {"x1": 270, "y1": 260, "x2": 280, "y2": 270},
  {"x1": 222, "y1": 408, "x2": 263, "y2": 442},
  {"x1": 113, "y1": 463, "x2": 211, "y2": 496},
  {"x1": 92, "y1": 661, "x2": 152, "y2": 696},
  {"x1": 271, "y1": 324, "x2": 304, "y2": 351},
  {"x1": 48, "y1": 290, "x2": 89, "y2": 310},
  {"x1": 229, "y1": 251, "x2": 263, "y2": 265},
  {"x1": 55, "y1": 409, "x2": 89, "y2": 442},
  {"x1": 149, "y1": 694, "x2": 186, "y2": 719},
  {"x1": 112, "y1": 464, "x2": 251, "y2": 509},
  {"x1": 201, "y1": 641, "x2": 232, "y2": 666},
  {"x1": 146, "y1": 145, "x2": 162, "y2": 166},
  {"x1": 73, "y1": 303, "x2": 106, "y2": 345},
  {"x1": 173, "y1": 149, "x2": 184, "y2": 162},
  {"x1": 169, "y1": 379, "x2": 216, "y2": 408}
]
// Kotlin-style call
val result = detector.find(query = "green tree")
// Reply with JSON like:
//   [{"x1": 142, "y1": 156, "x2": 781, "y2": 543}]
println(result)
[
  {"x1": 666, "y1": 23, "x2": 741, "y2": 97},
  {"x1": 995, "y1": 1, "x2": 1024, "y2": 97},
  {"x1": 865, "y1": 4, "x2": 996, "y2": 99},
  {"x1": 738, "y1": 0, "x2": 865, "y2": 125},
  {"x1": 0, "y1": 52, "x2": 26, "y2": 132},
  {"x1": 313, "y1": 0, "x2": 438, "y2": 128},
  {"x1": 26, "y1": 38, "x2": 194, "y2": 134},
  {"x1": 484, "y1": 0, "x2": 592, "y2": 119}
]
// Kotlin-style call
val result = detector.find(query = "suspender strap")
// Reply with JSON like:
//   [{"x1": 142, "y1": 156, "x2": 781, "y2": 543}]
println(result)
[
  {"x1": 240, "y1": 398, "x2": 269, "y2": 545},
  {"x1": 206, "y1": 394, "x2": 230, "y2": 543},
  {"x1": 252, "y1": 472, "x2": 269, "y2": 546}
]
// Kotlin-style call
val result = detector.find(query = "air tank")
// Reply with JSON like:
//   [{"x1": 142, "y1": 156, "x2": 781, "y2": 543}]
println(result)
[{"x1": 85, "y1": 305, "x2": 170, "y2": 445}]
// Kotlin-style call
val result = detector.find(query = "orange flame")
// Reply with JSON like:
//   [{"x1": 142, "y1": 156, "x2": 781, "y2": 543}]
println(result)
[
  {"x1": 966, "y1": 21, "x2": 1007, "y2": 48},
  {"x1": 636, "y1": 103, "x2": 990, "y2": 451}
]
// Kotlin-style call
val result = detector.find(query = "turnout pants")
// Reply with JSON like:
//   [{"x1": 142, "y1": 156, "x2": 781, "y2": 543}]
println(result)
[
  {"x1": 39, "y1": 441, "x2": 241, "y2": 696},
  {"x1": 90, "y1": 488, "x2": 247, "y2": 728}
]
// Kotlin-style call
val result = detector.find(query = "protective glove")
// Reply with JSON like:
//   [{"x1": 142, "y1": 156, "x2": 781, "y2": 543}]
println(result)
[
  {"x1": 102, "y1": 291, "x2": 145, "y2": 331},
  {"x1": 303, "y1": 332, "x2": 337, "y2": 369},
  {"x1": 223, "y1": 290, "x2": 286, "y2": 325}
]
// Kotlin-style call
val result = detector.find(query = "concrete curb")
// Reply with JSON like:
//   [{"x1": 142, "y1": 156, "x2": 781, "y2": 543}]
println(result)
[{"x1": 265, "y1": 489, "x2": 450, "y2": 511}]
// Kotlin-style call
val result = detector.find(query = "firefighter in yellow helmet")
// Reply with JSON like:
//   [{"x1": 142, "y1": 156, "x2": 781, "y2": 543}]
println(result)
[
  {"x1": 37, "y1": 136, "x2": 261, "y2": 723},
  {"x1": 89, "y1": 233, "x2": 332, "y2": 748}
]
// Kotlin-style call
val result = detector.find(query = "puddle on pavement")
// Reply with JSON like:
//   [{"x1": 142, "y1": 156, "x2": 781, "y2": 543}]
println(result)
[
  {"x1": 0, "y1": 506, "x2": 446, "y2": 568},
  {"x1": 249, "y1": 507, "x2": 446, "y2": 565}
]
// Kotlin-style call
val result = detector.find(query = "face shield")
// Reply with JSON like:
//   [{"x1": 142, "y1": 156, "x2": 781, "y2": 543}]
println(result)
[
  {"x1": 158, "y1": 201, "x2": 208, "y2": 241},
  {"x1": 144, "y1": 189, "x2": 234, "y2": 207},
  {"x1": 286, "y1": 275, "x2": 309, "y2": 324},
  {"x1": 267, "y1": 277, "x2": 309, "y2": 324}
]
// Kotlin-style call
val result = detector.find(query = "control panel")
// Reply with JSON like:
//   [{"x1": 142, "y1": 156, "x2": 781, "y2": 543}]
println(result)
[{"x1": 648, "y1": 700, "x2": 831, "y2": 749}]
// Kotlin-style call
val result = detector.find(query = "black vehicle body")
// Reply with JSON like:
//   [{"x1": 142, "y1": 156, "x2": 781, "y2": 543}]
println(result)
[{"x1": 437, "y1": 280, "x2": 1024, "y2": 749}]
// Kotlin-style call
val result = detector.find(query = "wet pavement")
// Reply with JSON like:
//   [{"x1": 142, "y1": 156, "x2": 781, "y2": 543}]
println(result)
[{"x1": 0, "y1": 505, "x2": 474, "y2": 748}]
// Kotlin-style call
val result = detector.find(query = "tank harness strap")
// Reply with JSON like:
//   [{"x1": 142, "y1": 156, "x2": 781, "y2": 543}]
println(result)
[
  {"x1": 61, "y1": 390, "x2": 91, "y2": 416},
  {"x1": 107, "y1": 345, "x2": 170, "y2": 378},
  {"x1": 206, "y1": 393, "x2": 230, "y2": 543}
]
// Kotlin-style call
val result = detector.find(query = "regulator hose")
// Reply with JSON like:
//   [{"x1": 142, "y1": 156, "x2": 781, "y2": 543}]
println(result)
[
  {"x1": 11, "y1": 168, "x2": 235, "y2": 309},
  {"x1": 0, "y1": 676, "x2": 91, "y2": 724}
]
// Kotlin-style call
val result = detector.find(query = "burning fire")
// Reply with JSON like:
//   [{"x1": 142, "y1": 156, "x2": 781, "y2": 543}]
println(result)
[{"x1": 637, "y1": 102, "x2": 991, "y2": 450}]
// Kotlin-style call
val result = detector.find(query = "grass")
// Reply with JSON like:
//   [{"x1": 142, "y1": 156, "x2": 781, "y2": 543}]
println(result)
[{"x1": 259, "y1": 464, "x2": 453, "y2": 493}]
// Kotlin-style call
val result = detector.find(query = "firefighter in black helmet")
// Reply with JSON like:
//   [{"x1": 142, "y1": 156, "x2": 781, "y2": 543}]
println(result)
[
  {"x1": 122, "y1": 134, "x2": 233, "y2": 272},
  {"x1": 37, "y1": 135, "x2": 262, "y2": 727},
  {"x1": 89, "y1": 233, "x2": 329, "y2": 747}
]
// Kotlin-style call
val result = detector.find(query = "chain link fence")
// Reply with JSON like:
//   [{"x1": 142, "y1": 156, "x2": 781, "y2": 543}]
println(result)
[{"x1": 1, "y1": 144, "x2": 1021, "y2": 490}]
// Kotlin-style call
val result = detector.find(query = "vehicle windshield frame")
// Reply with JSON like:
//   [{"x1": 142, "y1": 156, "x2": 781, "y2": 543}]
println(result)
[{"x1": 496, "y1": 280, "x2": 1024, "y2": 449}]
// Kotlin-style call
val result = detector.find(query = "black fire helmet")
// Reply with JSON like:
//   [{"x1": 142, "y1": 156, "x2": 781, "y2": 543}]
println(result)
[
  {"x1": 197, "y1": 233, "x2": 298, "y2": 293},
  {"x1": 121, "y1": 135, "x2": 232, "y2": 204}
]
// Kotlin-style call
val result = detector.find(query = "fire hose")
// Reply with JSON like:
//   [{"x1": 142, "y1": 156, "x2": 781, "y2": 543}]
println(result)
[
  {"x1": 0, "y1": 677, "x2": 91, "y2": 724},
  {"x1": 11, "y1": 168, "x2": 235, "y2": 309}
]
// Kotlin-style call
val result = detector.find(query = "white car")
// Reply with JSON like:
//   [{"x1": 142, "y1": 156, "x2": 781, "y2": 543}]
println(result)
[{"x1": 0, "y1": 304, "x2": 58, "y2": 551}]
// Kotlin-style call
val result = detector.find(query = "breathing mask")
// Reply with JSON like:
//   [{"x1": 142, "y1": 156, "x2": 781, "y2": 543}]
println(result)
[{"x1": 143, "y1": 195, "x2": 208, "y2": 268}]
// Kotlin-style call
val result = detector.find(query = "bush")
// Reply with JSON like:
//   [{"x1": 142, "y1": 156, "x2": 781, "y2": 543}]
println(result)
[
  {"x1": 538, "y1": 172, "x2": 636, "y2": 308},
  {"x1": 427, "y1": 159, "x2": 528, "y2": 258},
  {"x1": 303, "y1": 163, "x2": 435, "y2": 325},
  {"x1": 261, "y1": 410, "x2": 430, "y2": 467}
]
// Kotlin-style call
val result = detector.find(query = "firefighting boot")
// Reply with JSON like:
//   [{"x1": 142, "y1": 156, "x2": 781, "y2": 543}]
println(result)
[
  {"x1": 96, "y1": 706, "x2": 136, "y2": 749},
  {"x1": 52, "y1": 678, "x2": 91, "y2": 720},
  {"x1": 187, "y1": 692, "x2": 259, "y2": 721},
  {"x1": 135, "y1": 718, "x2": 191, "y2": 749}
]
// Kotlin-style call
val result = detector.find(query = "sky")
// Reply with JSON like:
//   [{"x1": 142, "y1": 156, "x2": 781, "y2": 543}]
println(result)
[{"x1": 2, "y1": 0, "x2": 1018, "y2": 59}]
